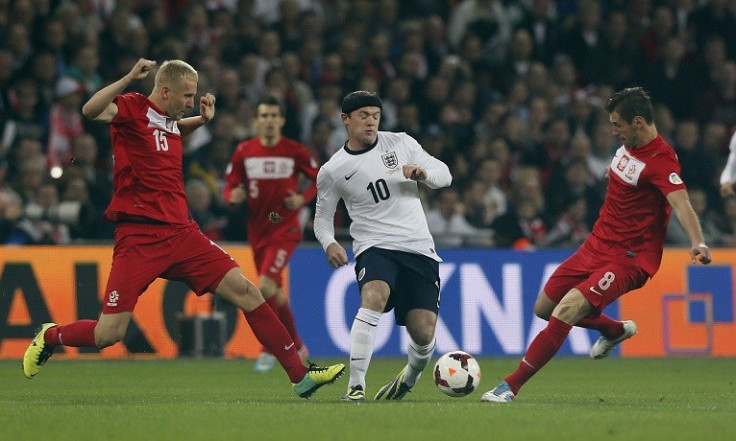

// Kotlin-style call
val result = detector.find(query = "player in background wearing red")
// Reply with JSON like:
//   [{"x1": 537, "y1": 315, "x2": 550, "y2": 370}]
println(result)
[
  {"x1": 482, "y1": 87, "x2": 713, "y2": 403},
  {"x1": 22, "y1": 58, "x2": 344, "y2": 398},
  {"x1": 224, "y1": 95, "x2": 318, "y2": 373}
]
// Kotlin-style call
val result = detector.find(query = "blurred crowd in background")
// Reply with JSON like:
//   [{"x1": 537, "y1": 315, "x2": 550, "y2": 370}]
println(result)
[{"x1": 1, "y1": 0, "x2": 736, "y2": 249}]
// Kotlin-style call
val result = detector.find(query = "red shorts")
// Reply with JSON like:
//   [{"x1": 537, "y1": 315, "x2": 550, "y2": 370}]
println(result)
[
  {"x1": 543, "y1": 246, "x2": 649, "y2": 316},
  {"x1": 103, "y1": 222, "x2": 238, "y2": 313},
  {"x1": 252, "y1": 239, "x2": 299, "y2": 287}
]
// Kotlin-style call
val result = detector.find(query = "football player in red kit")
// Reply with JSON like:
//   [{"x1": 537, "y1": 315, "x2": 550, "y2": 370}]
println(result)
[
  {"x1": 224, "y1": 96, "x2": 318, "y2": 372},
  {"x1": 482, "y1": 87, "x2": 712, "y2": 403},
  {"x1": 22, "y1": 58, "x2": 344, "y2": 398}
]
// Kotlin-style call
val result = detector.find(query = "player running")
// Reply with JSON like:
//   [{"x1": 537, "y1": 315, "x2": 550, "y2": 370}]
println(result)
[{"x1": 224, "y1": 95, "x2": 317, "y2": 373}]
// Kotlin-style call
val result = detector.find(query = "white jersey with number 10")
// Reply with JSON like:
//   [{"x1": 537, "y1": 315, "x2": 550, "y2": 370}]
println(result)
[{"x1": 313, "y1": 131, "x2": 452, "y2": 261}]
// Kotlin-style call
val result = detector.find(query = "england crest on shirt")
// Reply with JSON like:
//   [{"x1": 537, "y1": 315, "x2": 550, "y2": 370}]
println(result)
[{"x1": 382, "y1": 152, "x2": 398, "y2": 169}]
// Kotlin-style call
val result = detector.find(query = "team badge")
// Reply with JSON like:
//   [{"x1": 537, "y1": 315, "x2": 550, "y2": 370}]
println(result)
[
  {"x1": 382, "y1": 152, "x2": 398, "y2": 169},
  {"x1": 669, "y1": 172, "x2": 683, "y2": 185},
  {"x1": 268, "y1": 211, "x2": 282, "y2": 223},
  {"x1": 616, "y1": 155, "x2": 630, "y2": 171}
]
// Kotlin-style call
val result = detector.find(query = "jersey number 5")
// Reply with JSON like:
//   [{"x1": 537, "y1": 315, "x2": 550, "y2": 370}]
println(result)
[{"x1": 367, "y1": 179, "x2": 390, "y2": 203}]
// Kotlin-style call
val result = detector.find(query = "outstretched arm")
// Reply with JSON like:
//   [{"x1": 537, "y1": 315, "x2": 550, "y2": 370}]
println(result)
[
  {"x1": 82, "y1": 58, "x2": 157, "y2": 123},
  {"x1": 667, "y1": 189, "x2": 712, "y2": 264}
]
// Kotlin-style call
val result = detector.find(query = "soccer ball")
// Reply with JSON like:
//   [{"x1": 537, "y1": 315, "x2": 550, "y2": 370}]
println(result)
[{"x1": 433, "y1": 351, "x2": 481, "y2": 397}]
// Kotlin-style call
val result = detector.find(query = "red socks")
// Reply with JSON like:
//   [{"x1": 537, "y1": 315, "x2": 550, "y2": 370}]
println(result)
[
  {"x1": 576, "y1": 314, "x2": 624, "y2": 339},
  {"x1": 505, "y1": 316, "x2": 572, "y2": 394},
  {"x1": 40, "y1": 305, "x2": 310, "y2": 384},
  {"x1": 264, "y1": 296, "x2": 304, "y2": 350},
  {"x1": 265, "y1": 295, "x2": 280, "y2": 311},
  {"x1": 44, "y1": 320, "x2": 98, "y2": 347},
  {"x1": 276, "y1": 304, "x2": 304, "y2": 350},
  {"x1": 244, "y1": 303, "x2": 307, "y2": 383}
]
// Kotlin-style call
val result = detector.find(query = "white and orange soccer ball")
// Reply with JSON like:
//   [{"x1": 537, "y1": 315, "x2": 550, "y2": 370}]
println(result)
[{"x1": 433, "y1": 350, "x2": 481, "y2": 397}]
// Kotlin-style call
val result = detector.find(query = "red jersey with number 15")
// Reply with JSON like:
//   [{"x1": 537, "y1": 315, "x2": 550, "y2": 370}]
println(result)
[
  {"x1": 584, "y1": 135, "x2": 685, "y2": 276},
  {"x1": 104, "y1": 92, "x2": 190, "y2": 224},
  {"x1": 224, "y1": 137, "x2": 319, "y2": 249}
]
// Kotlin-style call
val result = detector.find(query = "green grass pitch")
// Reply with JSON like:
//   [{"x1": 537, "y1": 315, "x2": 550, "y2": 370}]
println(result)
[{"x1": 2, "y1": 357, "x2": 735, "y2": 440}]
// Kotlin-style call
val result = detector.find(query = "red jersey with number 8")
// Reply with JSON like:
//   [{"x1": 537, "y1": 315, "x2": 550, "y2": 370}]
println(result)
[
  {"x1": 584, "y1": 135, "x2": 685, "y2": 276},
  {"x1": 104, "y1": 92, "x2": 190, "y2": 224}
]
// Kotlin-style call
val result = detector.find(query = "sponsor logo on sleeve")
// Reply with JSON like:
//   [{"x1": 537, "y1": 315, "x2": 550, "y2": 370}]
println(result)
[
  {"x1": 107, "y1": 290, "x2": 119, "y2": 307},
  {"x1": 669, "y1": 172, "x2": 683, "y2": 185}
]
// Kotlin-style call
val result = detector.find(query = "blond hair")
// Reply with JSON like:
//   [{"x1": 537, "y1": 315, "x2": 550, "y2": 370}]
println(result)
[{"x1": 154, "y1": 60, "x2": 198, "y2": 90}]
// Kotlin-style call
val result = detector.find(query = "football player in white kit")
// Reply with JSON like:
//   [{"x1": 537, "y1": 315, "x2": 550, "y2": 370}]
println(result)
[
  {"x1": 720, "y1": 130, "x2": 736, "y2": 198},
  {"x1": 313, "y1": 91, "x2": 453, "y2": 402}
]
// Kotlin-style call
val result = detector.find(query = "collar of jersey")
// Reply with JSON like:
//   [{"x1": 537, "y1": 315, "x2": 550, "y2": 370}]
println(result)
[{"x1": 343, "y1": 135, "x2": 379, "y2": 155}]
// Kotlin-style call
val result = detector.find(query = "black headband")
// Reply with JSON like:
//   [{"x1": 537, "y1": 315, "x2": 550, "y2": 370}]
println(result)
[{"x1": 341, "y1": 94, "x2": 383, "y2": 114}]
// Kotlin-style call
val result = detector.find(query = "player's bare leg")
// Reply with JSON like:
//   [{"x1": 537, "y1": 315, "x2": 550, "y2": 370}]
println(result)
[
  {"x1": 95, "y1": 312, "x2": 134, "y2": 348},
  {"x1": 534, "y1": 290, "x2": 629, "y2": 354}
]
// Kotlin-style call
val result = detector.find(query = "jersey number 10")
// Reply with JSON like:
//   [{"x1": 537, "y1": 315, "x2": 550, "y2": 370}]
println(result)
[{"x1": 367, "y1": 179, "x2": 391, "y2": 203}]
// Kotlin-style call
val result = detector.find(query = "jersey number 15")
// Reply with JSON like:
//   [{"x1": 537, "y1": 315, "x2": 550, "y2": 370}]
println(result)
[{"x1": 153, "y1": 129, "x2": 169, "y2": 152}]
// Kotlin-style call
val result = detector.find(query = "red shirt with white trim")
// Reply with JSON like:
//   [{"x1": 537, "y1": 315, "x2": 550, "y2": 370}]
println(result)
[
  {"x1": 104, "y1": 92, "x2": 190, "y2": 224},
  {"x1": 224, "y1": 136, "x2": 319, "y2": 249},
  {"x1": 584, "y1": 134, "x2": 685, "y2": 276}
]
